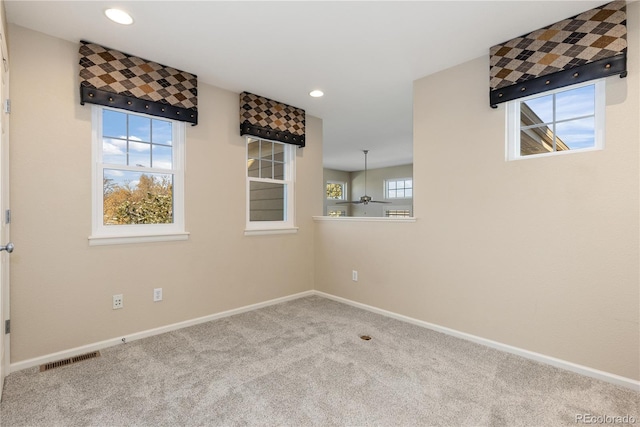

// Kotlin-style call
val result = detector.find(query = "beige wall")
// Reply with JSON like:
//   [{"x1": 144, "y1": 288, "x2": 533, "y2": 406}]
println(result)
[
  {"x1": 315, "y1": 2, "x2": 639, "y2": 380},
  {"x1": 8, "y1": 25, "x2": 322, "y2": 363}
]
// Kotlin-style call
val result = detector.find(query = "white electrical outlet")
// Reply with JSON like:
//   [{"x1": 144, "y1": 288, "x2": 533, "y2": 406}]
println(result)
[
  {"x1": 153, "y1": 288, "x2": 163, "y2": 302},
  {"x1": 113, "y1": 294, "x2": 123, "y2": 310},
  {"x1": 352, "y1": 270, "x2": 358, "y2": 282}
]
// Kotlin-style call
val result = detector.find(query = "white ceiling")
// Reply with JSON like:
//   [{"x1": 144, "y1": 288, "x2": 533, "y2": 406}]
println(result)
[{"x1": 5, "y1": 0, "x2": 610, "y2": 171}]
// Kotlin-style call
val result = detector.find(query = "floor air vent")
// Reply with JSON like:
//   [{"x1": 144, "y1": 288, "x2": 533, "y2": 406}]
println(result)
[{"x1": 40, "y1": 351, "x2": 101, "y2": 372}]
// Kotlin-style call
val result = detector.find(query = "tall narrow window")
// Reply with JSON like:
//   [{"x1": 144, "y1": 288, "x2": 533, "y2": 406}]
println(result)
[
  {"x1": 507, "y1": 80, "x2": 604, "y2": 160},
  {"x1": 246, "y1": 137, "x2": 295, "y2": 233},
  {"x1": 90, "y1": 106, "x2": 186, "y2": 245}
]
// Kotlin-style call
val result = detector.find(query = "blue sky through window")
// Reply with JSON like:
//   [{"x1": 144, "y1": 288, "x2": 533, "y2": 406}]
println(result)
[
  {"x1": 102, "y1": 110, "x2": 174, "y2": 185},
  {"x1": 521, "y1": 84, "x2": 596, "y2": 150}
]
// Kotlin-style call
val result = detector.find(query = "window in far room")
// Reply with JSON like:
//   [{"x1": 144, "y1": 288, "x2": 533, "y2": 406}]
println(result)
[
  {"x1": 327, "y1": 207, "x2": 347, "y2": 217},
  {"x1": 326, "y1": 181, "x2": 346, "y2": 200},
  {"x1": 385, "y1": 178, "x2": 413, "y2": 199},
  {"x1": 383, "y1": 205, "x2": 412, "y2": 218},
  {"x1": 507, "y1": 80, "x2": 604, "y2": 160}
]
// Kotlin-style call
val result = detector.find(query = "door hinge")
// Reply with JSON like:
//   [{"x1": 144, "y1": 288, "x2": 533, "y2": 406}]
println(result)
[
  {"x1": 4, "y1": 99, "x2": 10, "y2": 114},
  {"x1": 4, "y1": 319, "x2": 9, "y2": 334},
  {"x1": 5, "y1": 209, "x2": 10, "y2": 224}
]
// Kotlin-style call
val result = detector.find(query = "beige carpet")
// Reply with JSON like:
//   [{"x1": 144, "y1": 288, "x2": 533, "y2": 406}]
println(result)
[{"x1": 1, "y1": 295, "x2": 638, "y2": 426}]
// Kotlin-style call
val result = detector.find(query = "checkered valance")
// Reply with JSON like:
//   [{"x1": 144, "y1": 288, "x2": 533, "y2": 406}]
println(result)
[
  {"x1": 489, "y1": 1, "x2": 627, "y2": 107},
  {"x1": 240, "y1": 92, "x2": 305, "y2": 147},
  {"x1": 79, "y1": 41, "x2": 198, "y2": 125}
]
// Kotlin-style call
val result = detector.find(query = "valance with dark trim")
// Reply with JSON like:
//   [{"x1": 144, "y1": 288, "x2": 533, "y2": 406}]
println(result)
[
  {"x1": 489, "y1": 1, "x2": 627, "y2": 107},
  {"x1": 79, "y1": 41, "x2": 198, "y2": 125},
  {"x1": 240, "y1": 92, "x2": 305, "y2": 147}
]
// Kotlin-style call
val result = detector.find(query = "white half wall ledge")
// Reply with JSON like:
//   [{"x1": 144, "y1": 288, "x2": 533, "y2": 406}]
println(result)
[{"x1": 10, "y1": 290, "x2": 639, "y2": 392}]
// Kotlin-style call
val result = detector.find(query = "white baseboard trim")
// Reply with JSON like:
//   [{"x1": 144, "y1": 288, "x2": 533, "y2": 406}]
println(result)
[
  {"x1": 314, "y1": 291, "x2": 640, "y2": 392},
  {"x1": 10, "y1": 289, "x2": 639, "y2": 392},
  {"x1": 9, "y1": 290, "x2": 315, "y2": 374}
]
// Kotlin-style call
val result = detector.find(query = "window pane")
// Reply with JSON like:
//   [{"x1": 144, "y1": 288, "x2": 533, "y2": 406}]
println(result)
[
  {"x1": 405, "y1": 179, "x2": 413, "y2": 189},
  {"x1": 129, "y1": 141, "x2": 151, "y2": 167},
  {"x1": 556, "y1": 85, "x2": 595, "y2": 122},
  {"x1": 247, "y1": 158, "x2": 259, "y2": 177},
  {"x1": 103, "y1": 170, "x2": 173, "y2": 225},
  {"x1": 129, "y1": 115, "x2": 151, "y2": 142},
  {"x1": 261, "y1": 160, "x2": 273, "y2": 179},
  {"x1": 152, "y1": 145, "x2": 172, "y2": 169},
  {"x1": 274, "y1": 162, "x2": 284, "y2": 180},
  {"x1": 102, "y1": 138, "x2": 127, "y2": 165},
  {"x1": 397, "y1": 189, "x2": 405, "y2": 198},
  {"x1": 521, "y1": 94, "x2": 553, "y2": 126},
  {"x1": 555, "y1": 117, "x2": 595, "y2": 151},
  {"x1": 273, "y1": 143, "x2": 284, "y2": 162},
  {"x1": 388, "y1": 189, "x2": 396, "y2": 198},
  {"x1": 249, "y1": 181, "x2": 284, "y2": 221},
  {"x1": 388, "y1": 181, "x2": 396, "y2": 190},
  {"x1": 260, "y1": 141, "x2": 273, "y2": 160},
  {"x1": 248, "y1": 139, "x2": 260, "y2": 159},
  {"x1": 152, "y1": 119, "x2": 173, "y2": 145},
  {"x1": 326, "y1": 183, "x2": 343, "y2": 199},
  {"x1": 103, "y1": 110, "x2": 127, "y2": 138},
  {"x1": 520, "y1": 125, "x2": 555, "y2": 156},
  {"x1": 405, "y1": 189, "x2": 413, "y2": 198}
]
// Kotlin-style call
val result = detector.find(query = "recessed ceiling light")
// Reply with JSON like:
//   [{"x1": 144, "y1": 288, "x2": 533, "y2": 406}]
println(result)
[
  {"x1": 105, "y1": 8, "x2": 133, "y2": 25},
  {"x1": 309, "y1": 90, "x2": 324, "y2": 98}
]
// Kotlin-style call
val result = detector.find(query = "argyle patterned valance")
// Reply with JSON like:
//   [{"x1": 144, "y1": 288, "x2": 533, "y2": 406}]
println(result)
[
  {"x1": 79, "y1": 41, "x2": 198, "y2": 125},
  {"x1": 240, "y1": 92, "x2": 305, "y2": 147},
  {"x1": 489, "y1": 1, "x2": 627, "y2": 107}
]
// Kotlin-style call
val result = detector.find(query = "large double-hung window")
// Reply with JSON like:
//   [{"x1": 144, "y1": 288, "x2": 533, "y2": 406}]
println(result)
[{"x1": 90, "y1": 106, "x2": 186, "y2": 245}]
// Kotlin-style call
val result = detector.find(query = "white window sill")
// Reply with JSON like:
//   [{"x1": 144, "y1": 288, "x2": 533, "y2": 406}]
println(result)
[
  {"x1": 244, "y1": 227, "x2": 299, "y2": 236},
  {"x1": 507, "y1": 146, "x2": 602, "y2": 161},
  {"x1": 313, "y1": 216, "x2": 416, "y2": 223},
  {"x1": 88, "y1": 232, "x2": 190, "y2": 246}
]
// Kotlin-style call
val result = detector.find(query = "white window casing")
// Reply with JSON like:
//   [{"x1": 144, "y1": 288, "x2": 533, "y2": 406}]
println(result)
[
  {"x1": 89, "y1": 105, "x2": 187, "y2": 245},
  {"x1": 506, "y1": 79, "x2": 605, "y2": 161},
  {"x1": 245, "y1": 137, "x2": 297, "y2": 235}
]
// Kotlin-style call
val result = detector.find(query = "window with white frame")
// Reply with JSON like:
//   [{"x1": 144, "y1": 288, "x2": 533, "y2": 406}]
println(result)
[
  {"x1": 383, "y1": 205, "x2": 413, "y2": 218},
  {"x1": 507, "y1": 80, "x2": 604, "y2": 160},
  {"x1": 91, "y1": 106, "x2": 186, "y2": 244},
  {"x1": 327, "y1": 207, "x2": 346, "y2": 217},
  {"x1": 385, "y1": 178, "x2": 413, "y2": 199},
  {"x1": 326, "y1": 181, "x2": 346, "y2": 200},
  {"x1": 246, "y1": 137, "x2": 295, "y2": 231}
]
